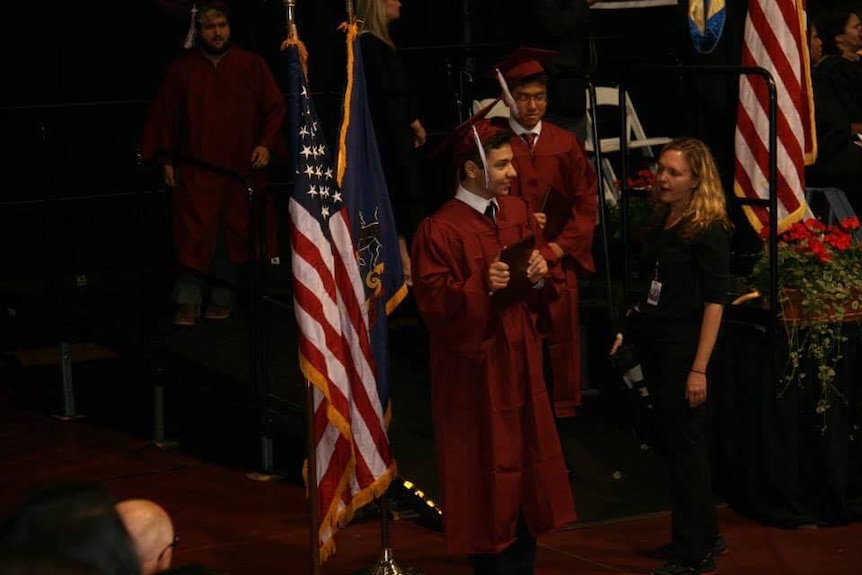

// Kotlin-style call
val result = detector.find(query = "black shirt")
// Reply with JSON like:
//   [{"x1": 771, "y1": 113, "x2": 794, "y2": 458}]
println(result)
[{"x1": 638, "y1": 220, "x2": 731, "y2": 342}]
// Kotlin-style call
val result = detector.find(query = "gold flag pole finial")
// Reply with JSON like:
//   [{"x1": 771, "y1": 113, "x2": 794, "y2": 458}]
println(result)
[
  {"x1": 281, "y1": 0, "x2": 308, "y2": 78},
  {"x1": 346, "y1": 0, "x2": 355, "y2": 25},
  {"x1": 285, "y1": 0, "x2": 298, "y2": 41}
]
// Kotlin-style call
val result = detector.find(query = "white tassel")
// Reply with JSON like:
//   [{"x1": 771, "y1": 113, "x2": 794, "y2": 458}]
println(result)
[
  {"x1": 471, "y1": 125, "x2": 491, "y2": 190},
  {"x1": 495, "y1": 68, "x2": 519, "y2": 120},
  {"x1": 183, "y1": 4, "x2": 198, "y2": 49}
]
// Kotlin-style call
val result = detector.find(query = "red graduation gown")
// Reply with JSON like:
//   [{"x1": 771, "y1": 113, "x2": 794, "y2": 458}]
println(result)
[
  {"x1": 510, "y1": 122, "x2": 598, "y2": 417},
  {"x1": 411, "y1": 195, "x2": 577, "y2": 555},
  {"x1": 140, "y1": 47, "x2": 286, "y2": 272}
]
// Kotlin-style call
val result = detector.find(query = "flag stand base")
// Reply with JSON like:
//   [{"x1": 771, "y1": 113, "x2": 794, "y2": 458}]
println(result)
[{"x1": 352, "y1": 548, "x2": 423, "y2": 575}]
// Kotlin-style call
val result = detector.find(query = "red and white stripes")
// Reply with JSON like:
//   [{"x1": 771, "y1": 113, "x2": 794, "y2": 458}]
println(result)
[{"x1": 734, "y1": 0, "x2": 815, "y2": 232}]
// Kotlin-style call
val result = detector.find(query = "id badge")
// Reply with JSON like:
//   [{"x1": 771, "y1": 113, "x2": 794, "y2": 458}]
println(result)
[{"x1": 647, "y1": 279, "x2": 662, "y2": 306}]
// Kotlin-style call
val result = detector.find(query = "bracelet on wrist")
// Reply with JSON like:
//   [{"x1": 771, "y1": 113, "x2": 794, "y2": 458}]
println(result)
[{"x1": 690, "y1": 368, "x2": 706, "y2": 375}]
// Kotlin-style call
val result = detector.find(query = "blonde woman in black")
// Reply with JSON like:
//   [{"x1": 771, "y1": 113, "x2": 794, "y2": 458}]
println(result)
[{"x1": 611, "y1": 138, "x2": 731, "y2": 575}]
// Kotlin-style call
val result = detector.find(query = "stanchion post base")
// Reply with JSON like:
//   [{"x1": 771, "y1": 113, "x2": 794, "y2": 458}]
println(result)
[
  {"x1": 51, "y1": 413, "x2": 85, "y2": 422},
  {"x1": 351, "y1": 548, "x2": 424, "y2": 575},
  {"x1": 245, "y1": 471, "x2": 285, "y2": 482},
  {"x1": 151, "y1": 439, "x2": 179, "y2": 449}
]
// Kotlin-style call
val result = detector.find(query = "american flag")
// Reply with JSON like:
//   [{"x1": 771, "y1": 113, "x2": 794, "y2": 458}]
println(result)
[
  {"x1": 286, "y1": 26, "x2": 403, "y2": 563},
  {"x1": 734, "y1": 0, "x2": 815, "y2": 232}
]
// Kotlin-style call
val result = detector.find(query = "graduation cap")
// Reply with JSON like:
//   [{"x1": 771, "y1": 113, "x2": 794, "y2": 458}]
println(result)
[
  {"x1": 490, "y1": 47, "x2": 558, "y2": 118},
  {"x1": 494, "y1": 46, "x2": 558, "y2": 84},
  {"x1": 448, "y1": 108, "x2": 511, "y2": 189}
]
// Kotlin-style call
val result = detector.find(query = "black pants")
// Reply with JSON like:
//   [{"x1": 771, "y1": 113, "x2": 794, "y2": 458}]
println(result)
[
  {"x1": 468, "y1": 512, "x2": 536, "y2": 575},
  {"x1": 640, "y1": 337, "x2": 718, "y2": 564},
  {"x1": 173, "y1": 225, "x2": 239, "y2": 308}
]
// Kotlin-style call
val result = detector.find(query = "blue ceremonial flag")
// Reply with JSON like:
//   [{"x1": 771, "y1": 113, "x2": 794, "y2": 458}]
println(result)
[{"x1": 336, "y1": 25, "x2": 407, "y2": 411}]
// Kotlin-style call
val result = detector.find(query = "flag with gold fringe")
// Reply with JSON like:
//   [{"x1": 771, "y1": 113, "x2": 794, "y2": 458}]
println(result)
[
  {"x1": 284, "y1": 20, "x2": 405, "y2": 562},
  {"x1": 734, "y1": 0, "x2": 816, "y2": 233}
]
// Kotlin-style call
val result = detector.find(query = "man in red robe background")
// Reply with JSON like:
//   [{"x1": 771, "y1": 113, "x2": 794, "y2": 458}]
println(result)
[
  {"x1": 411, "y1": 117, "x2": 576, "y2": 575},
  {"x1": 140, "y1": 1, "x2": 285, "y2": 326},
  {"x1": 496, "y1": 47, "x2": 598, "y2": 420}
]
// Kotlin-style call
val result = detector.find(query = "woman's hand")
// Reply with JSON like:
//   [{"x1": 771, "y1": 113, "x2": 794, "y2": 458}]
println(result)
[
  {"x1": 686, "y1": 371, "x2": 708, "y2": 408},
  {"x1": 609, "y1": 333, "x2": 623, "y2": 356},
  {"x1": 397, "y1": 236, "x2": 412, "y2": 287}
]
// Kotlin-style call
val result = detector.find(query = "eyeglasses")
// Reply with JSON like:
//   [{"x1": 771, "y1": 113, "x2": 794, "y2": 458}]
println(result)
[
  {"x1": 513, "y1": 93, "x2": 547, "y2": 104},
  {"x1": 157, "y1": 535, "x2": 180, "y2": 562}
]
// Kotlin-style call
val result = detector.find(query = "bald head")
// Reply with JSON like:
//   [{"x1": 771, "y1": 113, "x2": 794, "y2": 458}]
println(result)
[{"x1": 115, "y1": 499, "x2": 174, "y2": 575}]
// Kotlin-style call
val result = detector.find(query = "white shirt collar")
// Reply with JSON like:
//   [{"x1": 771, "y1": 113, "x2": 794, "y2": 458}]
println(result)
[
  {"x1": 508, "y1": 117, "x2": 542, "y2": 138},
  {"x1": 455, "y1": 185, "x2": 498, "y2": 216}
]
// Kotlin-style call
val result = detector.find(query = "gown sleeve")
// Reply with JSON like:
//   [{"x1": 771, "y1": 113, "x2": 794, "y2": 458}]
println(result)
[
  {"x1": 411, "y1": 217, "x2": 494, "y2": 358},
  {"x1": 254, "y1": 56, "x2": 287, "y2": 153},
  {"x1": 140, "y1": 62, "x2": 183, "y2": 163},
  {"x1": 693, "y1": 223, "x2": 731, "y2": 305},
  {"x1": 553, "y1": 134, "x2": 598, "y2": 274}
]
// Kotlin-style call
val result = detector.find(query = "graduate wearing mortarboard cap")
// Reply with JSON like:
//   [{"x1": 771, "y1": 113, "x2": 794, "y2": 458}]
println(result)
[
  {"x1": 411, "y1": 112, "x2": 576, "y2": 574},
  {"x1": 492, "y1": 46, "x2": 599, "y2": 422},
  {"x1": 140, "y1": 0, "x2": 286, "y2": 326}
]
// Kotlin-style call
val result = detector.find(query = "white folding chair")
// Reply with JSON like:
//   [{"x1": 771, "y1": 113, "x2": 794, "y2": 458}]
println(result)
[
  {"x1": 584, "y1": 86, "x2": 671, "y2": 202},
  {"x1": 806, "y1": 187, "x2": 861, "y2": 240},
  {"x1": 471, "y1": 98, "x2": 510, "y2": 118}
]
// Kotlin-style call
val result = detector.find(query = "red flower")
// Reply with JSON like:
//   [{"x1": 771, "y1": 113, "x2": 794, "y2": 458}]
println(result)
[
  {"x1": 841, "y1": 216, "x2": 860, "y2": 230},
  {"x1": 781, "y1": 221, "x2": 815, "y2": 243},
  {"x1": 825, "y1": 229, "x2": 852, "y2": 251},
  {"x1": 808, "y1": 238, "x2": 832, "y2": 263}
]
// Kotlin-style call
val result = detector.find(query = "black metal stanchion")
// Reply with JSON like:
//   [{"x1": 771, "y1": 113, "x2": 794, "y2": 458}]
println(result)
[
  {"x1": 56, "y1": 341, "x2": 82, "y2": 421},
  {"x1": 351, "y1": 492, "x2": 422, "y2": 575},
  {"x1": 149, "y1": 150, "x2": 282, "y2": 468},
  {"x1": 246, "y1": 181, "x2": 282, "y2": 482},
  {"x1": 39, "y1": 118, "x2": 82, "y2": 422}
]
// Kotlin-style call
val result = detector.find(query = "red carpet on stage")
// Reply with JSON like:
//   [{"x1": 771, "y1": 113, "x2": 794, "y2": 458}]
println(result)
[{"x1": 1, "y1": 392, "x2": 860, "y2": 574}]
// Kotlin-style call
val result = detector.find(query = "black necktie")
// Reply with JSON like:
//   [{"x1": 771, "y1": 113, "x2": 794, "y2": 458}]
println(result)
[{"x1": 484, "y1": 201, "x2": 497, "y2": 223}]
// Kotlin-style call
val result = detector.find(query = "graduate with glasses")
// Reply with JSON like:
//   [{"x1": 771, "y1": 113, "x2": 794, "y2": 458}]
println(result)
[{"x1": 493, "y1": 47, "x2": 598, "y2": 426}]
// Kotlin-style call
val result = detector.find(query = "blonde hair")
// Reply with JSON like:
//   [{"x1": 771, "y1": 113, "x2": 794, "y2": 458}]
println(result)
[
  {"x1": 356, "y1": 0, "x2": 395, "y2": 48},
  {"x1": 650, "y1": 137, "x2": 732, "y2": 238}
]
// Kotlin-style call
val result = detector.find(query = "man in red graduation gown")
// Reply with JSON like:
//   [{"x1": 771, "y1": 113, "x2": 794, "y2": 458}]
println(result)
[
  {"x1": 140, "y1": 1, "x2": 285, "y2": 325},
  {"x1": 495, "y1": 47, "x2": 598, "y2": 418},
  {"x1": 412, "y1": 118, "x2": 576, "y2": 574}
]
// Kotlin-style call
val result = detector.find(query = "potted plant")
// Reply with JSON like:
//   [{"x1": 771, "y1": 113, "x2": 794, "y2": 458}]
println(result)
[{"x1": 753, "y1": 216, "x2": 862, "y2": 414}]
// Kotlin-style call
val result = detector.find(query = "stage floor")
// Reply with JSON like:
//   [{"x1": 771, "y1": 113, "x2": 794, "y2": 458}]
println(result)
[
  {"x1": 1, "y1": 270, "x2": 677, "y2": 525},
  {"x1": 1, "y1": 390, "x2": 860, "y2": 574}
]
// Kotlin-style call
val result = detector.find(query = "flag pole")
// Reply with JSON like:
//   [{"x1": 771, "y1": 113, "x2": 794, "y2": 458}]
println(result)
[
  {"x1": 285, "y1": 4, "x2": 322, "y2": 573},
  {"x1": 304, "y1": 378, "x2": 321, "y2": 575}
]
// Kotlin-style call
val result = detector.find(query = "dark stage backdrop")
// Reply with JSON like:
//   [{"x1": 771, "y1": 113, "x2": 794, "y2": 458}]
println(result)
[{"x1": 8, "y1": 0, "x2": 847, "y2": 295}]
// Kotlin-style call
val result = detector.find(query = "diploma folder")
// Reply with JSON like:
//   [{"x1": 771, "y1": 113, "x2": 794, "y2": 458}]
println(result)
[
  {"x1": 539, "y1": 186, "x2": 573, "y2": 240},
  {"x1": 494, "y1": 233, "x2": 536, "y2": 306}
]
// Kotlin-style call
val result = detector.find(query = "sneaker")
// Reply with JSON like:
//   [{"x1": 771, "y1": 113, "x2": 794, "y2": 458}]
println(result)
[
  {"x1": 712, "y1": 535, "x2": 728, "y2": 556},
  {"x1": 651, "y1": 555, "x2": 717, "y2": 575},
  {"x1": 174, "y1": 303, "x2": 199, "y2": 326},
  {"x1": 204, "y1": 304, "x2": 232, "y2": 320},
  {"x1": 645, "y1": 535, "x2": 727, "y2": 560},
  {"x1": 644, "y1": 542, "x2": 679, "y2": 561}
]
